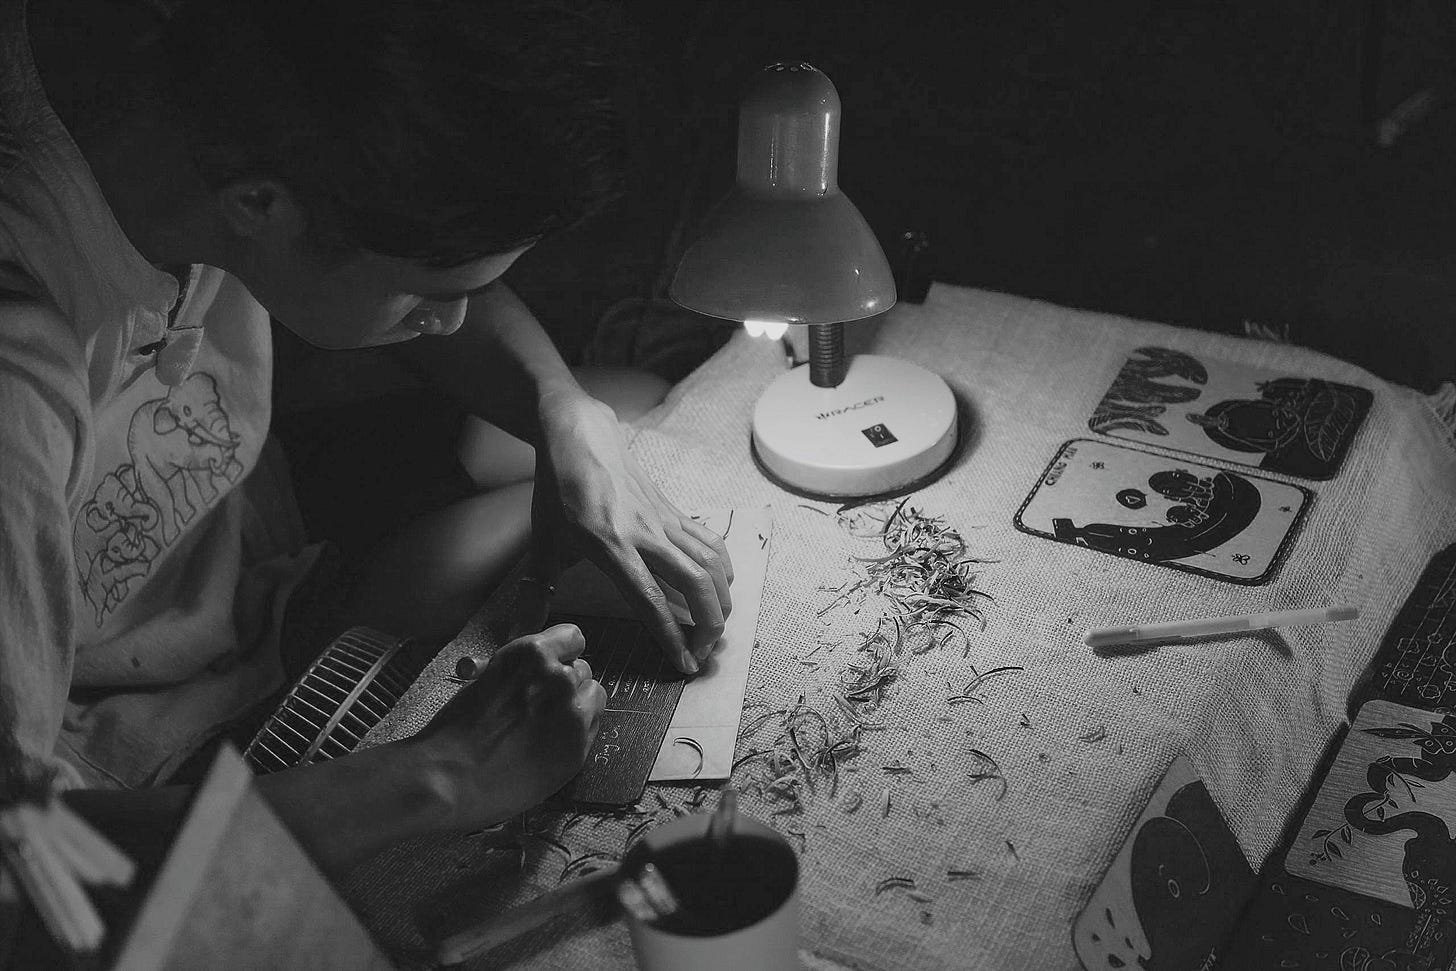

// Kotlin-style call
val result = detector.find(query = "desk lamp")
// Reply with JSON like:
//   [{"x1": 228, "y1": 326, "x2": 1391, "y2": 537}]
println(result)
[{"x1": 670, "y1": 63, "x2": 959, "y2": 500}]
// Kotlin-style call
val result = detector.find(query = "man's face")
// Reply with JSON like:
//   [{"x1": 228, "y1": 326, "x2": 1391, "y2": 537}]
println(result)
[{"x1": 240, "y1": 240, "x2": 530, "y2": 350}]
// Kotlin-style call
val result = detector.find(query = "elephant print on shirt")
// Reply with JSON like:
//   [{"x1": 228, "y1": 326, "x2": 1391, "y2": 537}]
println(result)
[
  {"x1": 126, "y1": 373, "x2": 244, "y2": 545},
  {"x1": 72, "y1": 373, "x2": 245, "y2": 625},
  {"x1": 72, "y1": 465, "x2": 163, "y2": 623}
]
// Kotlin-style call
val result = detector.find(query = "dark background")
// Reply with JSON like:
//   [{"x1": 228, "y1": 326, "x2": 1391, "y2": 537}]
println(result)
[{"x1": 504, "y1": 0, "x2": 1456, "y2": 392}]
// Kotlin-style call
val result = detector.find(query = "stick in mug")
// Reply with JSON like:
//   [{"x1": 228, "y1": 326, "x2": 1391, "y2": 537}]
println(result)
[
  {"x1": 614, "y1": 878, "x2": 658, "y2": 924},
  {"x1": 634, "y1": 863, "x2": 682, "y2": 921},
  {"x1": 708, "y1": 788, "x2": 737, "y2": 847},
  {"x1": 1083, "y1": 605, "x2": 1359, "y2": 650}
]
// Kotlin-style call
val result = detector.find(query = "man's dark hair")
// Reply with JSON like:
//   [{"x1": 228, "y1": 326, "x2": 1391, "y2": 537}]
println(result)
[{"x1": 162, "y1": 0, "x2": 630, "y2": 266}]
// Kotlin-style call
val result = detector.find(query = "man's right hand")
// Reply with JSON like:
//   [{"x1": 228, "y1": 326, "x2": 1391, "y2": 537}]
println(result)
[{"x1": 416, "y1": 623, "x2": 606, "y2": 830}]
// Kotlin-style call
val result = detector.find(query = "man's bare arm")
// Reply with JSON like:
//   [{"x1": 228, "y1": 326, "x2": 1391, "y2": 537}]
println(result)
[
  {"x1": 388, "y1": 282, "x2": 734, "y2": 670},
  {"x1": 63, "y1": 626, "x2": 605, "y2": 878},
  {"x1": 387, "y1": 283, "x2": 581, "y2": 446}
]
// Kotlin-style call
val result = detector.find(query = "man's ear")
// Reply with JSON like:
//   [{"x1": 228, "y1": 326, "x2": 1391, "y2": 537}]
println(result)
[{"x1": 216, "y1": 179, "x2": 306, "y2": 243}]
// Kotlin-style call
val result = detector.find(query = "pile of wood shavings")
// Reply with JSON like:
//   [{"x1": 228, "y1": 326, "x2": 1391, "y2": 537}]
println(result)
[
  {"x1": 729, "y1": 499, "x2": 1006, "y2": 832},
  {"x1": 734, "y1": 696, "x2": 865, "y2": 811},
  {"x1": 832, "y1": 498, "x2": 995, "y2": 657}
]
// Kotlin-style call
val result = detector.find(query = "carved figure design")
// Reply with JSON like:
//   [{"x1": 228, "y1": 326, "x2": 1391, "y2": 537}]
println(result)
[
  {"x1": 1297, "y1": 715, "x2": 1456, "y2": 965},
  {"x1": 1342, "y1": 744, "x2": 1456, "y2": 959},
  {"x1": 126, "y1": 373, "x2": 243, "y2": 544},
  {"x1": 72, "y1": 466, "x2": 162, "y2": 623},
  {"x1": 1052, "y1": 469, "x2": 1261, "y2": 563},
  {"x1": 1090, "y1": 347, "x2": 1208, "y2": 436}
]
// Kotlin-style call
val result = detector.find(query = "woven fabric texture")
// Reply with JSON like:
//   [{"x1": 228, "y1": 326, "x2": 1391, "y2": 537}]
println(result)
[{"x1": 344, "y1": 284, "x2": 1456, "y2": 970}]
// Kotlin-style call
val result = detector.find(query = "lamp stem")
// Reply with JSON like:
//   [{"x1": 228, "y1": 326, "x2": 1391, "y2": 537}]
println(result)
[{"x1": 808, "y1": 322, "x2": 846, "y2": 388}]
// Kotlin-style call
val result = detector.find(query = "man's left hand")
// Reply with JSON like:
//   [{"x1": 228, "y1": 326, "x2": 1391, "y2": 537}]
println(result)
[{"x1": 531, "y1": 389, "x2": 733, "y2": 673}]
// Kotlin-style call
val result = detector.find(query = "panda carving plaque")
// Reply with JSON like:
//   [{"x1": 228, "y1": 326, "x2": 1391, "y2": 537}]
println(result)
[{"x1": 1015, "y1": 439, "x2": 1311, "y2": 584}]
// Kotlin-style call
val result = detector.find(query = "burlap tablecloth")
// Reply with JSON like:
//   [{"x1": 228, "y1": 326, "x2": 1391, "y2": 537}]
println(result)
[{"x1": 344, "y1": 284, "x2": 1456, "y2": 970}]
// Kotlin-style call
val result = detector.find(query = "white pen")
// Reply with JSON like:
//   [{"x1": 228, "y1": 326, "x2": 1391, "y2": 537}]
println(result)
[{"x1": 1083, "y1": 605, "x2": 1359, "y2": 649}]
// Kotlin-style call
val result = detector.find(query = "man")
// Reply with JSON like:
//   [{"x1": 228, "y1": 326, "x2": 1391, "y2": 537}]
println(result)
[{"x1": 0, "y1": 0, "x2": 732, "y2": 875}]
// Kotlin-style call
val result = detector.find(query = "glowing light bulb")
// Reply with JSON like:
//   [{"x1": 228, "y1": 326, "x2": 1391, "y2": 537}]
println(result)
[{"x1": 744, "y1": 318, "x2": 789, "y2": 340}]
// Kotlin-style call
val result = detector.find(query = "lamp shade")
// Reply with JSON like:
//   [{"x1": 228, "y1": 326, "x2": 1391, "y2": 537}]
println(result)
[{"x1": 670, "y1": 63, "x2": 896, "y2": 324}]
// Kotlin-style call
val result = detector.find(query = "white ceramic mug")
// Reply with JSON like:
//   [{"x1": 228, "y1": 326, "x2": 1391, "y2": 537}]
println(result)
[{"x1": 621, "y1": 812, "x2": 800, "y2": 971}]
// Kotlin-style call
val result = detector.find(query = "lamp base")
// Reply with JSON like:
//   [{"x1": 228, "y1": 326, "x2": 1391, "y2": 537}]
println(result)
[{"x1": 750, "y1": 354, "x2": 959, "y2": 500}]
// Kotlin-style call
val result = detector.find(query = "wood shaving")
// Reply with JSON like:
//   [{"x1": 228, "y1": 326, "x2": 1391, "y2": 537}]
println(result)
[
  {"x1": 559, "y1": 852, "x2": 618, "y2": 883},
  {"x1": 623, "y1": 818, "x2": 655, "y2": 854},
  {"x1": 966, "y1": 748, "x2": 1009, "y2": 801},
  {"x1": 948, "y1": 664, "x2": 1025, "y2": 705},
  {"x1": 732, "y1": 696, "x2": 864, "y2": 809},
  {"x1": 874, "y1": 876, "x2": 916, "y2": 896},
  {"x1": 839, "y1": 651, "x2": 900, "y2": 705}
]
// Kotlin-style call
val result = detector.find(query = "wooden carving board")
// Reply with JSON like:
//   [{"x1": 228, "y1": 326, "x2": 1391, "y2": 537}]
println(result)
[
  {"x1": 548, "y1": 506, "x2": 774, "y2": 784},
  {"x1": 1288, "y1": 699, "x2": 1456, "y2": 910}
]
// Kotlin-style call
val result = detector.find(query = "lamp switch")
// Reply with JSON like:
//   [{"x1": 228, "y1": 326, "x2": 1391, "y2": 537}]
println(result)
[{"x1": 861, "y1": 423, "x2": 898, "y2": 447}]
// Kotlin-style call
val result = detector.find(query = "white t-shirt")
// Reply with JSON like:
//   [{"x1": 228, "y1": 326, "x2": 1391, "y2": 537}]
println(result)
[{"x1": 0, "y1": 2, "x2": 316, "y2": 788}]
